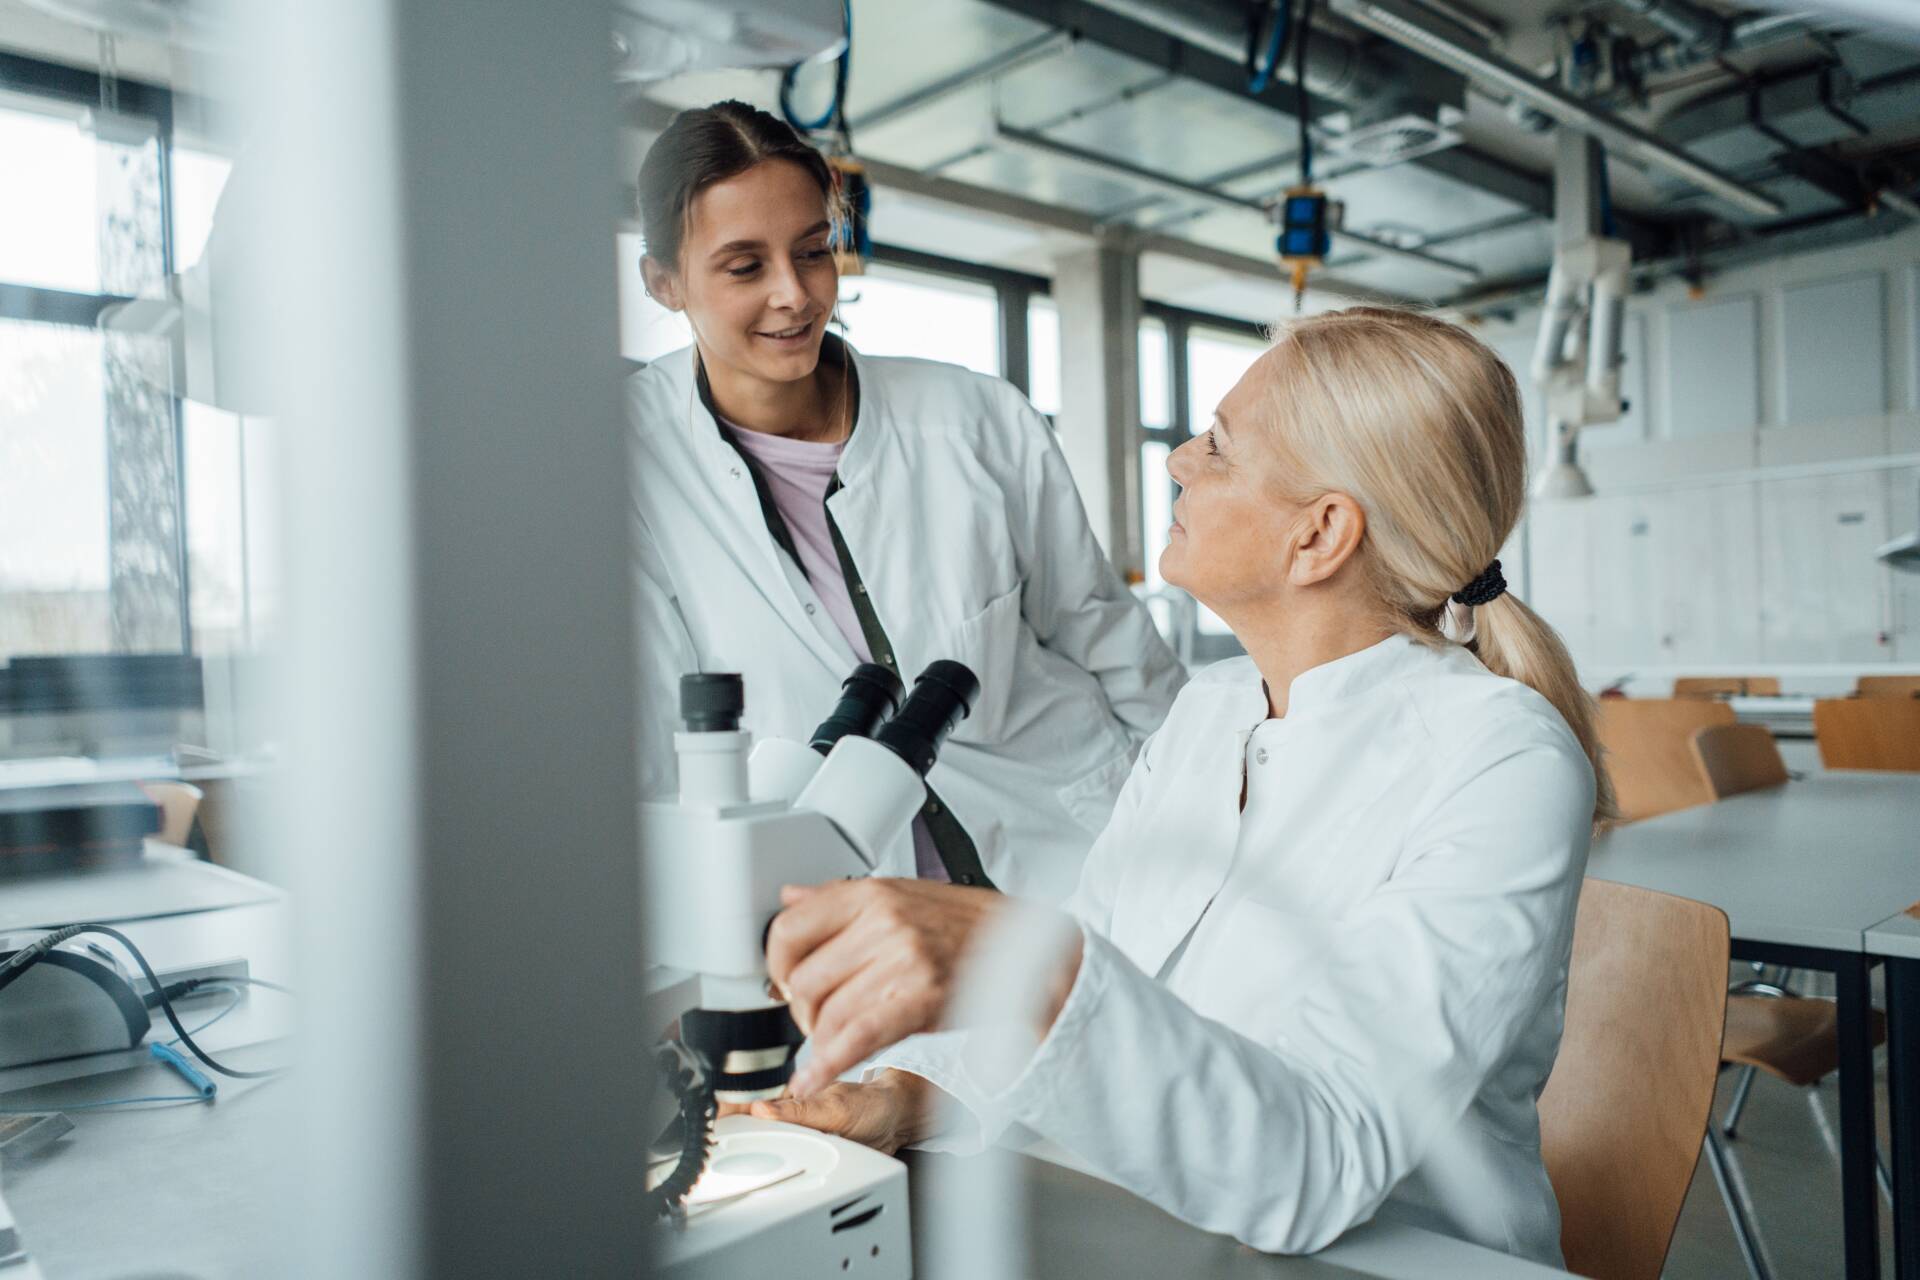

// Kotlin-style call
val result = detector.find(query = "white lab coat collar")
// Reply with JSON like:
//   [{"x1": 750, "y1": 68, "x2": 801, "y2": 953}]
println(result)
[{"x1": 666, "y1": 335, "x2": 885, "y2": 484}]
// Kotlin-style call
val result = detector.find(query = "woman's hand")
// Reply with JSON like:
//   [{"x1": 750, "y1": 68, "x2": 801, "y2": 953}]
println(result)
[
  {"x1": 737, "y1": 1069, "x2": 942, "y2": 1156},
  {"x1": 766, "y1": 878, "x2": 998, "y2": 1096},
  {"x1": 765, "y1": 878, "x2": 1083, "y2": 1098}
]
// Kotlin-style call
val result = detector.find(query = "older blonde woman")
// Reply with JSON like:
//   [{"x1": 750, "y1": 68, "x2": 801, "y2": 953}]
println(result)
[{"x1": 753, "y1": 308, "x2": 1612, "y2": 1268}]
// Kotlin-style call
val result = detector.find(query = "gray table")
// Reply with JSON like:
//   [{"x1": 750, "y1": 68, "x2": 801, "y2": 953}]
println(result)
[
  {"x1": 0, "y1": 902, "x2": 1561, "y2": 1279},
  {"x1": 1870, "y1": 906, "x2": 1920, "y2": 1280},
  {"x1": 902, "y1": 1149, "x2": 1568, "y2": 1279},
  {"x1": 1588, "y1": 772, "x2": 1920, "y2": 1280}
]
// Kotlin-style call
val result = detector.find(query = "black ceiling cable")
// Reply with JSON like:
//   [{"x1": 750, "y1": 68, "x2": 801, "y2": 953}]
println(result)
[{"x1": 1295, "y1": 0, "x2": 1316, "y2": 184}]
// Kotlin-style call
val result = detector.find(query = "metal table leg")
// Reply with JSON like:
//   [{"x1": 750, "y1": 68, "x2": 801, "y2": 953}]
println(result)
[
  {"x1": 1887, "y1": 956, "x2": 1920, "y2": 1280},
  {"x1": 1837, "y1": 953, "x2": 1884, "y2": 1280}
]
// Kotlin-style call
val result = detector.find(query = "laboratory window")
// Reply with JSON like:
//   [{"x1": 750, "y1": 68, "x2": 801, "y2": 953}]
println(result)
[{"x1": 834, "y1": 264, "x2": 1001, "y2": 377}]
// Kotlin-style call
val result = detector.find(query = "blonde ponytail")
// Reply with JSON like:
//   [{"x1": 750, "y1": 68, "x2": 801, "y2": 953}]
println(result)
[
  {"x1": 1255, "y1": 307, "x2": 1614, "y2": 825},
  {"x1": 1469, "y1": 594, "x2": 1616, "y2": 823}
]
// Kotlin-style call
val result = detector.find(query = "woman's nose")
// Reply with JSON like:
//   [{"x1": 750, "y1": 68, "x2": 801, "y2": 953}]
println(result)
[
  {"x1": 1167, "y1": 436, "x2": 1197, "y2": 484},
  {"x1": 767, "y1": 258, "x2": 808, "y2": 310}
]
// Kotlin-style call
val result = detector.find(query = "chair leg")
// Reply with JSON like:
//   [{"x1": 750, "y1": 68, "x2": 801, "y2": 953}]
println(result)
[
  {"x1": 1705, "y1": 1130, "x2": 1775, "y2": 1280},
  {"x1": 1723, "y1": 1064, "x2": 1761, "y2": 1138}
]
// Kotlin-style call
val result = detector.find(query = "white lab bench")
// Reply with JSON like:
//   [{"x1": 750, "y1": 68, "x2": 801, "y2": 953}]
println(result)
[{"x1": 0, "y1": 881, "x2": 1567, "y2": 1278}]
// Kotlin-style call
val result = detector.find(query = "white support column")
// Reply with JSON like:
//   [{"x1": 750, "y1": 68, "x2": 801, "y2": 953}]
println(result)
[
  {"x1": 249, "y1": 0, "x2": 646, "y2": 1274},
  {"x1": 1053, "y1": 234, "x2": 1145, "y2": 577}
]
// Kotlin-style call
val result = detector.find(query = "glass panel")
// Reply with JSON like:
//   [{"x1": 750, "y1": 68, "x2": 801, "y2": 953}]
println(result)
[
  {"x1": 0, "y1": 95, "x2": 100, "y2": 293},
  {"x1": 185, "y1": 402, "x2": 246, "y2": 653},
  {"x1": 615, "y1": 231, "x2": 693, "y2": 363},
  {"x1": 242, "y1": 416, "x2": 281, "y2": 646},
  {"x1": 1027, "y1": 296, "x2": 1059, "y2": 416},
  {"x1": 1139, "y1": 318, "x2": 1170, "y2": 430},
  {"x1": 1141, "y1": 442, "x2": 1172, "y2": 591},
  {"x1": 834, "y1": 266, "x2": 1000, "y2": 376},
  {"x1": 1186, "y1": 325, "x2": 1265, "y2": 436},
  {"x1": 171, "y1": 146, "x2": 235, "y2": 273},
  {"x1": 0, "y1": 320, "x2": 112, "y2": 657}
]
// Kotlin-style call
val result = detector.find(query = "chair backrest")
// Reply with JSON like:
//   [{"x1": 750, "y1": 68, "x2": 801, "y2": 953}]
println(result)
[
  {"x1": 1597, "y1": 699, "x2": 1736, "y2": 822},
  {"x1": 1671, "y1": 676, "x2": 1780, "y2": 698},
  {"x1": 1813, "y1": 698, "x2": 1920, "y2": 771},
  {"x1": 1689, "y1": 723, "x2": 1788, "y2": 800},
  {"x1": 137, "y1": 780, "x2": 204, "y2": 847},
  {"x1": 1539, "y1": 879, "x2": 1730, "y2": 1280},
  {"x1": 1855, "y1": 674, "x2": 1920, "y2": 700}
]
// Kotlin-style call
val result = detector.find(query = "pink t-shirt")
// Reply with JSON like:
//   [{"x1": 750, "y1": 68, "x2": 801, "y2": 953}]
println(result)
[{"x1": 722, "y1": 421, "x2": 949, "y2": 882}]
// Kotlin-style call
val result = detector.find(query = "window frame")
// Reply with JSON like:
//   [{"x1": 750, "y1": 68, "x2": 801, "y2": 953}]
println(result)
[
  {"x1": 1141, "y1": 302, "x2": 1268, "y2": 664},
  {"x1": 865, "y1": 242, "x2": 1050, "y2": 398},
  {"x1": 0, "y1": 50, "x2": 191, "y2": 670}
]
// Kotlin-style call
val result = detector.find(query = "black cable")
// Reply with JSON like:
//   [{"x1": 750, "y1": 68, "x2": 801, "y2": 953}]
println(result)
[
  {"x1": 0, "y1": 923, "x2": 289, "y2": 1080},
  {"x1": 1294, "y1": 0, "x2": 1316, "y2": 184},
  {"x1": 643, "y1": 1040, "x2": 717, "y2": 1216}
]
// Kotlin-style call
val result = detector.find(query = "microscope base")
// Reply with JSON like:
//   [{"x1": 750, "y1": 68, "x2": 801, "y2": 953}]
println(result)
[{"x1": 654, "y1": 1115, "x2": 909, "y2": 1280}]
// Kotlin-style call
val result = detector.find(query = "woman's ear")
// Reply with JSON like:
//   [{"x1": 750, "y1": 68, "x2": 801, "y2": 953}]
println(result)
[
  {"x1": 641, "y1": 256, "x2": 684, "y2": 313},
  {"x1": 1286, "y1": 493, "x2": 1368, "y2": 588}
]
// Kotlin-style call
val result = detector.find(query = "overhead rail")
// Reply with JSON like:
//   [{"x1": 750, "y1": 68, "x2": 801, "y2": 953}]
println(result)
[
  {"x1": 994, "y1": 121, "x2": 1482, "y2": 279},
  {"x1": 848, "y1": 29, "x2": 1076, "y2": 131},
  {"x1": 1327, "y1": 0, "x2": 1784, "y2": 217}
]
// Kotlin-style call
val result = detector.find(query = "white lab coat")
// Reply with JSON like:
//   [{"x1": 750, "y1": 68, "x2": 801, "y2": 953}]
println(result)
[
  {"x1": 882, "y1": 634, "x2": 1595, "y2": 1266},
  {"x1": 627, "y1": 342, "x2": 1185, "y2": 903}
]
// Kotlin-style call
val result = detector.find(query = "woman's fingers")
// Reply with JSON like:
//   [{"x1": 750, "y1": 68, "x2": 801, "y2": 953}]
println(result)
[
  {"x1": 765, "y1": 880, "x2": 873, "y2": 993},
  {"x1": 791, "y1": 961, "x2": 944, "y2": 1097},
  {"x1": 747, "y1": 1078, "x2": 918, "y2": 1155},
  {"x1": 780, "y1": 914, "x2": 883, "y2": 1037}
]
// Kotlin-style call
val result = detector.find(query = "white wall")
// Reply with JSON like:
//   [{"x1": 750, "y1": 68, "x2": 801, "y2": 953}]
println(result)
[{"x1": 1480, "y1": 223, "x2": 1920, "y2": 694}]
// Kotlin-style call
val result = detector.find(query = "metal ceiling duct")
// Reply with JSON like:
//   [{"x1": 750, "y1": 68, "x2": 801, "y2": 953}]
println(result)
[
  {"x1": 1327, "y1": 0, "x2": 1786, "y2": 216},
  {"x1": 1076, "y1": 0, "x2": 1409, "y2": 108}
]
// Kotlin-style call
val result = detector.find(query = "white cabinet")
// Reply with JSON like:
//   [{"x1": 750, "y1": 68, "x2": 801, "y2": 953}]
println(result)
[
  {"x1": 1527, "y1": 499, "x2": 1594, "y2": 672},
  {"x1": 1889, "y1": 467, "x2": 1920, "y2": 661},
  {"x1": 1758, "y1": 471, "x2": 1891, "y2": 661},
  {"x1": 1658, "y1": 482, "x2": 1762, "y2": 664},
  {"x1": 1587, "y1": 493, "x2": 1664, "y2": 666}
]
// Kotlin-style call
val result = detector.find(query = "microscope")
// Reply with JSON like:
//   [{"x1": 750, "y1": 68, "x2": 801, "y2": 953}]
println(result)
[{"x1": 640, "y1": 660, "x2": 978, "y2": 1279}]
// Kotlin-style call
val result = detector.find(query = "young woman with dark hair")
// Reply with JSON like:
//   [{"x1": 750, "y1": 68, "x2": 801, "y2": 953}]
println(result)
[{"x1": 628, "y1": 100, "x2": 1183, "y2": 901}]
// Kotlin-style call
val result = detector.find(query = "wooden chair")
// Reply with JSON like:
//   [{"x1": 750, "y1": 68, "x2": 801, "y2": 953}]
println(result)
[
  {"x1": 1812, "y1": 698, "x2": 1920, "y2": 771},
  {"x1": 136, "y1": 780, "x2": 204, "y2": 848},
  {"x1": 1596, "y1": 699, "x2": 1736, "y2": 823},
  {"x1": 1689, "y1": 724, "x2": 1788, "y2": 800},
  {"x1": 1539, "y1": 879, "x2": 1730, "y2": 1280},
  {"x1": 1672, "y1": 676, "x2": 1780, "y2": 699},
  {"x1": 1855, "y1": 674, "x2": 1920, "y2": 699}
]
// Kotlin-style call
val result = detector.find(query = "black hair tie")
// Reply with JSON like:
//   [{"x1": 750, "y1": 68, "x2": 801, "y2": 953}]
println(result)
[{"x1": 1452, "y1": 560, "x2": 1506, "y2": 607}]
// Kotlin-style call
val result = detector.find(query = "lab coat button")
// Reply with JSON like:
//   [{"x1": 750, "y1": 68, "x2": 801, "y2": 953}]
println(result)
[
  {"x1": 1255, "y1": 747, "x2": 1270, "y2": 765},
  {"x1": 927, "y1": 800, "x2": 941, "y2": 815},
  {"x1": 804, "y1": 603, "x2": 817, "y2": 616},
  {"x1": 854, "y1": 583, "x2": 866, "y2": 595},
  {"x1": 729, "y1": 466, "x2": 742, "y2": 479}
]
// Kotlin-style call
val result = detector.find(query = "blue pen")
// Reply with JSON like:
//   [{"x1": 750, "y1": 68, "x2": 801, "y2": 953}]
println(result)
[{"x1": 149, "y1": 1042, "x2": 217, "y2": 1100}]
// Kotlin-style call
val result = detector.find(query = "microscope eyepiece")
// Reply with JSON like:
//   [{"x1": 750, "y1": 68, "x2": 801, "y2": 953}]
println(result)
[
  {"x1": 808, "y1": 663, "x2": 904, "y2": 755},
  {"x1": 873, "y1": 660, "x2": 979, "y2": 777},
  {"x1": 679, "y1": 672, "x2": 744, "y2": 733}
]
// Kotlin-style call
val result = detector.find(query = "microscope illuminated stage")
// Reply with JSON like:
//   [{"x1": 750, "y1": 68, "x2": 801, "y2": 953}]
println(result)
[{"x1": 640, "y1": 661, "x2": 977, "y2": 1279}]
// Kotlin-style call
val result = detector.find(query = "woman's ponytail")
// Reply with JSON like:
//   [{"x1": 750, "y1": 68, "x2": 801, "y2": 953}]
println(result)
[{"x1": 1469, "y1": 594, "x2": 1616, "y2": 824}]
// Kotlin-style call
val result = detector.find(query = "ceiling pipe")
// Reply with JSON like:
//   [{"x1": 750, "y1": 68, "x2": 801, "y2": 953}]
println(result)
[
  {"x1": 848, "y1": 29, "x2": 1076, "y2": 131},
  {"x1": 1327, "y1": 0, "x2": 1785, "y2": 217},
  {"x1": 1076, "y1": 0, "x2": 1404, "y2": 104},
  {"x1": 995, "y1": 121, "x2": 1483, "y2": 279}
]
